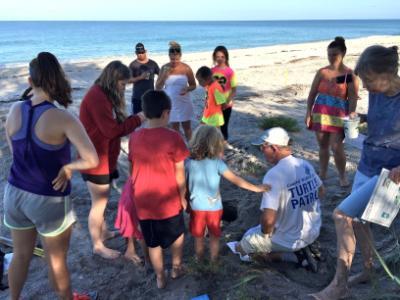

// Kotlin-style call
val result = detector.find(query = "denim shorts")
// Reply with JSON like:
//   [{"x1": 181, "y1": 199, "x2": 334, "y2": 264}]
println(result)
[{"x1": 337, "y1": 171, "x2": 379, "y2": 218}]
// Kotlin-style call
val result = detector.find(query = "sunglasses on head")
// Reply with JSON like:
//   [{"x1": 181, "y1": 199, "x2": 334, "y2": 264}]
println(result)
[{"x1": 169, "y1": 48, "x2": 181, "y2": 54}]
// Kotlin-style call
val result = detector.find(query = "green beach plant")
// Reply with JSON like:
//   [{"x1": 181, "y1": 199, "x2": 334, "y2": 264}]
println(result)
[{"x1": 258, "y1": 115, "x2": 300, "y2": 132}]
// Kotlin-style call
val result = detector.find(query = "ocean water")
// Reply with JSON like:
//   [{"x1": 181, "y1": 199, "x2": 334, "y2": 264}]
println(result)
[{"x1": 0, "y1": 20, "x2": 399, "y2": 66}]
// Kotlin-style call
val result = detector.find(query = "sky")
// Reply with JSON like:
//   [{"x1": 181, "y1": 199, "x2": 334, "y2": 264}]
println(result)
[{"x1": 0, "y1": 0, "x2": 399, "y2": 21}]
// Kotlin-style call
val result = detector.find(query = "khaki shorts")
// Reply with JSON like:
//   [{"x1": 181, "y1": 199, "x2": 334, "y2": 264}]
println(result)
[
  {"x1": 3, "y1": 183, "x2": 77, "y2": 237},
  {"x1": 240, "y1": 225, "x2": 292, "y2": 254}
]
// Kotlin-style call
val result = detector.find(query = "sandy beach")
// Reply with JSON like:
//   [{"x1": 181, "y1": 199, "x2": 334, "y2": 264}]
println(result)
[{"x1": 0, "y1": 35, "x2": 400, "y2": 299}]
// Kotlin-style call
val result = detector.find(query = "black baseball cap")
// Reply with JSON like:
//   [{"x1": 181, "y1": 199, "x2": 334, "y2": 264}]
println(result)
[{"x1": 135, "y1": 43, "x2": 146, "y2": 53}]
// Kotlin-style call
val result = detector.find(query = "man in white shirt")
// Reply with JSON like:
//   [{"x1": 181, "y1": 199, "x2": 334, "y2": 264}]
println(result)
[{"x1": 236, "y1": 127, "x2": 324, "y2": 265}]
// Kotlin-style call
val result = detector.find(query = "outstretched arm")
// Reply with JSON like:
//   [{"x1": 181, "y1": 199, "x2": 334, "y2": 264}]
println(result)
[{"x1": 222, "y1": 169, "x2": 270, "y2": 192}]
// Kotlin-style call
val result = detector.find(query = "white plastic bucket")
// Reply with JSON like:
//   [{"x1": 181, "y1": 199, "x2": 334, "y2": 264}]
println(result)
[{"x1": 344, "y1": 116, "x2": 360, "y2": 139}]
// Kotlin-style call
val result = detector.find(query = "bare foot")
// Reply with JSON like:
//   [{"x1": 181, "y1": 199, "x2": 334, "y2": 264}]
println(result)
[
  {"x1": 309, "y1": 283, "x2": 350, "y2": 300},
  {"x1": 101, "y1": 230, "x2": 118, "y2": 242},
  {"x1": 156, "y1": 272, "x2": 167, "y2": 289},
  {"x1": 318, "y1": 171, "x2": 327, "y2": 181},
  {"x1": 124, "y1": 252, "x2": 143, "y2": 266},
  {"x1": 171, "y1": 264, "x2": 186, "y2": 279},
  {"x1": 348, "y1": 270, "x2": 372, "y2": 287},
  {"x1": 93, "y1": 246, "x2": 120, "y2": 259},
  {"x1": 339, "y1": 176, "x2": 350, "y2": 187}
]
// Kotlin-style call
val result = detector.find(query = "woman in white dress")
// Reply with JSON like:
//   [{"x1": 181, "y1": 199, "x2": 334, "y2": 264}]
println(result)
[{"x1": 156, "y1": 41, "x2": 196, "y2": 140}]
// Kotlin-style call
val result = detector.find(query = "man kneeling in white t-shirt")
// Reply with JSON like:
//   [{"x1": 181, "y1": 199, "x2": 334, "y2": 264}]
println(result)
[{"x1": 235, "y1": 127, "x2": 324, "y2": 267}]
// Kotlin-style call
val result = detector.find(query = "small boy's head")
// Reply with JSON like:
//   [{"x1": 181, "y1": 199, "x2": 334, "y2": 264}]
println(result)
[
  {"x1": 196, "y1": 66, "x2": 213, "y2": 87},
  {"x1": 142, "y1": 90, "x2": 171, "y2": 119},
  {"x1": 189, "y1": 125, "x2": 224, "y2": 160}
]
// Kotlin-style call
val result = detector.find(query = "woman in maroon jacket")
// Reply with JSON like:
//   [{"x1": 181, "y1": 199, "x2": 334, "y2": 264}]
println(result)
[{"x1": 80, "y1": 61, "x2": 144, "y2": 259}]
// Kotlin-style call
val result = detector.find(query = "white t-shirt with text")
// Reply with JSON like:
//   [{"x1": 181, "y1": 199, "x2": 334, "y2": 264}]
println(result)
[{"x1": 260, "y1": 155, "x2": 322, "y2": 250}]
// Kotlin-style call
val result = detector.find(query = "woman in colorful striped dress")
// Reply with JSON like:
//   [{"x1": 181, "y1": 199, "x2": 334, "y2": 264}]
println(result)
[{"x1": 305, "y1": 37, "x2": 358, "y2": 187}]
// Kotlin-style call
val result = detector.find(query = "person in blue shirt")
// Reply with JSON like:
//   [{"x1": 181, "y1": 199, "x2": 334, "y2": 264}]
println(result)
[
  {"x1": 185, "y1": 125, "x2": 269, "y2": 263},
  {"x1": 312, "y1": 45, "x2": 400, "y2": 300}
]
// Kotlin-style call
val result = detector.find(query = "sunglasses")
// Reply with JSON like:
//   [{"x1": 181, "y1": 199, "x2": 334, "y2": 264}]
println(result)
[
  {"x1": 136, "y1": 50, "x2": 145, "y2": 54},
  {"x1": 169, "y1": 48, "x2": 181, "y2": 54},
  {"x1": 260, "y1": 143, "x2": 272, "y2": 151}
]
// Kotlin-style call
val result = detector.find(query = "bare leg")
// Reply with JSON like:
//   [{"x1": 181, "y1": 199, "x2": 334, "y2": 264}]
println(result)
[
  {"x1": 124, "y1": 238, "x2": 142, "y2": 265},
  {"x1": 210, "y1": 236, "x2": 220, "y2": 262},
  {"x1": 138, "y1": 239, "x2": 150, "y2": 267},
  {"x1": 349, "y1": 221, "x2": 374, "y2": 286},
  {"x1": 101, "y1": 222, "x2": 118, "y2": 241},
  {"x1": 181, "y1": 121, "x2": 192, "y2": 141},
  {"x1": 41, "y1": 227, "x2": 74, "y2": 300},
  {"x1": 148, "y1": 246, "x2": 166, "y2": 289},
  {"x1": 170, "y1": 233, "x2": 185, "y2": 279},
  {"x1": 330, "y1": 133, "x2": 348, "y2": 187},
  {"x1": 194, "y1": 237, "x2": 205, "y2": 261},
  {"x1": 87, "y1": 181, "x2": 120, "y2": 259},
  {"x1": 8, "y1": 228, "x2": 37, "y2": 300},
  {"x1": 315, "y1": 132, "x2": 330, "y2": 180},
  {"x1": 311, "y1": 209, "x2": 355, "y2": 299}
]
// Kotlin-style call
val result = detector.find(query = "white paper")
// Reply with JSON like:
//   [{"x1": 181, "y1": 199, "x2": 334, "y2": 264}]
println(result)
[
  {"x1": 361, "y1": 169, "x2": 400, "y2": 227},
  {"x1": 226, "y1": 241, "x2": 251, "y2": 262}
]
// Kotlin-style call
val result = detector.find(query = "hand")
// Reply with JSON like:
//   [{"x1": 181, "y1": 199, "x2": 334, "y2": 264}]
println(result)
[
  {"x1": 389, "y1": 166, "x2": 400, "y2": 184},
  {"x1": 140, "y1": 72, "x2": 148, "y2": 80},
  {"x1": 305, "y1": 112, "x2": 311, "y2": 128},
  {"x1": 52, "y1": 165, "x2": 72, "y2": 192},
  {"x1": 349, "y1": 112, "x2": 358, "y2": 119},
  {"x1": 256, "y1": 184, "x2": 271, "y2": 193},
  {"x1": 222, "y1": 101, "x2": 233, "y2": 110},
  {"x1": 181, "y1": 199, "x2": 188, "y2": 211},
  {"x1": 136, "y1": 112, "x2": 146, "y2": 122}
]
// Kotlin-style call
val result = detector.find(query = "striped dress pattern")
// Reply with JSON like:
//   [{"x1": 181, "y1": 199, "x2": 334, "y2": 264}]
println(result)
[{"x1": 310, "y1": 71, "x2": 350, "y2": 133}]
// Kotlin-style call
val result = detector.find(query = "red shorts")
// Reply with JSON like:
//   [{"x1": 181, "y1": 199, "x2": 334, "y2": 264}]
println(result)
[{"x1": 189, "y1": 210, "x2": 223, "y2": 238}]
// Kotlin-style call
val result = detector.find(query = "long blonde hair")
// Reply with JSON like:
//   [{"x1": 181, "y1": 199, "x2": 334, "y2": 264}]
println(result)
[
  {"x1": 189, "y1": 125, "x2": 225, "y2": 160},
  {"x1": 95, "y1": 60, "x2": 130, "y2": 123}
]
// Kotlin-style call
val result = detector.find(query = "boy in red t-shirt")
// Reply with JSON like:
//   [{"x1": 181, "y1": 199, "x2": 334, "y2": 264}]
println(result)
[
  {"x1": 196, "y1": 66, "x2": 227, "y2": 127},
  {"x1": 128, "y1": 90, "x2": 189, "y2": 289}
]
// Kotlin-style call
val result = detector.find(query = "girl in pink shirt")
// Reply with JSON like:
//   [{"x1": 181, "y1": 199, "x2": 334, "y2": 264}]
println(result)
[{"x1": 211, "y1": 46, "x2": 237, "y2": 141}]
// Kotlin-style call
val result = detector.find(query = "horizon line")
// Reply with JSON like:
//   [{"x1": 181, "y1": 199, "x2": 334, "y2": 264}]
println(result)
[{"x1": 1, "y1": 18, "x2": 400, "y2": 22}]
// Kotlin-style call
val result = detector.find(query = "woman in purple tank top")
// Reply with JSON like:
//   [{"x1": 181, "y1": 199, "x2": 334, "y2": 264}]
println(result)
[{"x1": 4, "y1": 52, "x2": 99, "y2": 300}]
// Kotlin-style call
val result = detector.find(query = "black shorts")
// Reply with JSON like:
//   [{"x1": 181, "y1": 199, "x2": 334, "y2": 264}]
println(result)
[
  {"x1": 139, "y1": 213, "x2": 185, "y2": 249},
  {"x1": 81, "y1": 169, "x2": 119, "y2": 185}
]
